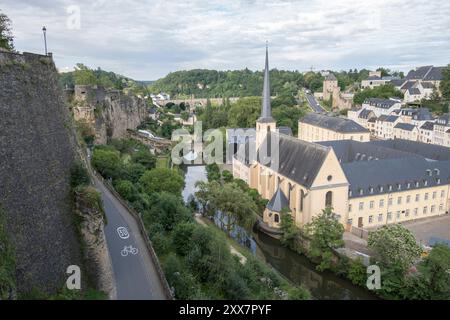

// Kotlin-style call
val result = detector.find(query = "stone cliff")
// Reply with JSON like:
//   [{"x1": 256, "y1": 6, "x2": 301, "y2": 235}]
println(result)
[
  {"x1": 0, "y1": 52, "x2": 81, "y2": 294},
  {"x1": 70, "y1": 85, "x2": 149, "y2": 144}
]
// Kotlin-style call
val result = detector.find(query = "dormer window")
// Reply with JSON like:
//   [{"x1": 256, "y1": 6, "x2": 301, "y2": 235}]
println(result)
[
  {"x1": 397, "y1": 184, "x2": 401, "y2": 190},
  {"x1": 424, "y1": 180, "x2": 428, "y2": 187},
  {"x1": 407, "y1": 183, "x2": 411, "y2": 189},
  {"x1": 369, "y1": 187, "x2": 374, "y2": 194},
  {"x1": 437, "y1": 178, "x2": 441, "y2": 184},
  {"x1": 426, "y1": 169, "x2": 432, "y2": 176},
  {"x1": 415, "y1": 181, "x2": 420, "y2": 187},
  {"x1": 389, "y1": 185, "x2": 393, "y2": 191},
  {"x1": 434, "y1": 169, "x2": 440, "y2": 176},
  {"x1": 359, "y1": 189, "x2": 364, "y2": 196},
  {"x1": 380, "y1": 186, "x2": 384, "y2": 192}
]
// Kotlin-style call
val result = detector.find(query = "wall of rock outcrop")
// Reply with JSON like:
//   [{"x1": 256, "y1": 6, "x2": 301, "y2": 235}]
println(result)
[{"x1": 0, "y1": 52, "x2": 81, "y2": 294}]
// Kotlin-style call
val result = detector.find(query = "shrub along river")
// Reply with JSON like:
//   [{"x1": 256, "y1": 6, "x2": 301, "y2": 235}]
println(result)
[{"x1": 182, "y1": 165, "x2": 378, "y2": 300}]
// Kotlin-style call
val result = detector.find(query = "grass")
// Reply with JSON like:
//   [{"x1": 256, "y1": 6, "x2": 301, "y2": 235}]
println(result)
[{"x1": 156, "y1": 156, "x2": 169, "y2": 168}]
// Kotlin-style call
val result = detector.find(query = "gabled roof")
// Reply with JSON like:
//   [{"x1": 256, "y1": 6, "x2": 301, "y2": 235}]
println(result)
[
  {"x1": 406, "y1": 66, "x2": 445, "y2": 81},
  {"x1": 266, "y1": 187, "x2": 290, "y2": 212},
  {"x1": 258, "y1": 132, "x2": 330, "y2": 188},
  {"x1": 299, "y1": 113, "x2": 369, "y2": 133},
  {"x1": 390, "y1": 79, "x2": 407, "y2": 87},
  {"x1": 377, "y1": 115, "x2": 399, "y2": 123},
  {"x1": 359, "y1": 109, "x2": 375, "y2": 119},
  {"x1": 401, "y1": 80, "x2": 417, "y2": 91},
  {"x1": 278, "y1": 126, "x2": 293, "y2": 136},
  {"x1": 370, "y1": 139, "x2": 450, "y2": 161},
  {"x1": 394, "y1": 123, "x2": 416, "y2": 131},
  {"x1": 408, "y1": 87, "x2": 421, "y2": 95}
]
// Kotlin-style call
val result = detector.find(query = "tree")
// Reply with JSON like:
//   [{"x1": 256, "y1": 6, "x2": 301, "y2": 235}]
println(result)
[
  {"x1": 172, "y1": 222, "x2": 197, "y2": 255},
  {"x1": 440, "y1": 64, "x2": 450, "y2": 101},
  {"x1": 205, "y1": 163, "x2": 221, "y2": 182},
  {"x1": 228, "y1": 97, "x2": 261, "y2": 128},
  {"x1": 70, "y1": 161, "x2": 90, "y2": 188},
  {"x1": 195, "y1": 181, "x2": 258, "y2": 235},
  {"x1": 417, "y1": 244, "x2": 450, "y2": 298},
  {"x1": 139, "y1": 168, "x2": 185, "y2": 196},
  {"x1": 305, "y1": 207, "x2": 344, "y2": 271},
  {"x1": 73, "y1": 64, "x2": 97, "y2": 86},
  {"x1": 144, "y1": 192, "x2": 192, "y2": 231},
  {"x1": 0, "y1": 12, "x2": 14, "y2": 51},
  {"x1": 368, "y1": 224, "x2": 422, "y2": 272},
  {"x1": 280, "y1": 208, "x2": 301, "y2": 250},
  {"x1": 114, "y1": 180, "x2": 137, "y2": 202},
  {"x1": 131, "y1": 149, "x2": 156, "y2": 170},
  {"x1": 91, "y1": 148, "x2": 122, "y2": 180},
  {"x1": 353, "y1": 84, "x2": 404, "y2": 105}
]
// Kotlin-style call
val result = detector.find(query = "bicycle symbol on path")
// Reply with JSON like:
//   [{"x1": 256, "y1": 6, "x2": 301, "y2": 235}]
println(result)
[{"x1": 121, "y1": 245, "x2": 138, "y2": 257}]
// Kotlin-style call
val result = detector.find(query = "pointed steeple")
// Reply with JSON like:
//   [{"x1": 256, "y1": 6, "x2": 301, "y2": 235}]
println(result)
[{"x1": 259, "y1": 43, "x2": 274, "y2": 122}]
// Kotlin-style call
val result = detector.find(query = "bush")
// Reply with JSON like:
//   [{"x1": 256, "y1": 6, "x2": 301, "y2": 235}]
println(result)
[
  {"x1": 0, "y1": 205, "x2": 16, "y2": 300},
  {"x1": 347, "y1": 259, "x2": 367, "y2": 287},
  {"x1": 114, "y1": 180, "x2": 137, "y2": 202},
  {"x1": 70, "y1": 161, "x2": 90, "y2": 188},
  {"x1": 172, "y1": 222, "x2": 197, "y2": 256},
  {"x1": 91, "y1": 148, "x2": 122, "y2": 180},
  {"x1": 139, "y1": 168, "x2": 185, "y2": 196},
  {"x1": 151, "y1": 232, "x2": 169, "y2": 254}
]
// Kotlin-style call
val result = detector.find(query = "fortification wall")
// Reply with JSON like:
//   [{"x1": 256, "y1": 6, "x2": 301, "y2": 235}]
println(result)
[{"x1": 0, "y1": 51, "x2": 81, "y2": 294}]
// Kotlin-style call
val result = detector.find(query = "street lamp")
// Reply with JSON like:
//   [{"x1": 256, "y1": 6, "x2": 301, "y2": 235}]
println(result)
[{"x1": 42, "y1": 26, "x2": 47, "y2": 55}]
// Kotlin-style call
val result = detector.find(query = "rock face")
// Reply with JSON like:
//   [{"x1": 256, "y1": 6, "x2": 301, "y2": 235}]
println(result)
[
  {"x1": 0, "y1": 52, "x2": 81, "y2": 294},
  {"x1": 71, "y1": 85, "x2": 149, "y2": 144}
]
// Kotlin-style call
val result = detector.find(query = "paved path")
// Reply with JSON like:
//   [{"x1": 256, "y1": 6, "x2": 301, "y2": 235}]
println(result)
[
  {"x1": 304, "y1": 90, "x2": 326, "y2": 113},
  {"x1": 402, "y1": 214, "x2": 450, "y2": 246},
  {"x1": 93, "y1": 176, "x2": 167, "y2": 300}
]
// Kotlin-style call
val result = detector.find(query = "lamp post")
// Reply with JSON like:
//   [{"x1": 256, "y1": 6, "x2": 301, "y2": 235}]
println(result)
[{"x1": 42, "y1": 26, "x2": 47, "y2": 55}]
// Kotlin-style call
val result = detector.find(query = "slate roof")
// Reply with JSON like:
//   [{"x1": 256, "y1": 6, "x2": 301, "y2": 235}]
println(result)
[
  {"x1": 377, "y1": 115, "x2": 399, "y2": 123},
  {"x1": 401, "y1": 81, "x2": 417, "y2": 91},
  {"x1": 343, "y1": 157, "x2": 450, "y2": 199},
  {"x1": 278, "y1": 126, "x2": 293, "y2": 136},
  {"x1": 266, "y1": 187, "x2": 290, "y2": 212},
  {"x1": 408, "y1": 87, "x2": 421, "y2": 95},
  {"x1": 394, "y1": 123, "x2": 416, "y2": 131},
  {"x1": 359, "y1": 109, "x2": 374, "y2": 119},
  {"x1": 406, "y1": 66, "x2": 444, "y2": 81},
  {"x1": 421, "y1": 82, "x2": 435, "y2": 89},
  {"x1": 370, "y1": 139, "x2": 450, "y2": 161},
  {"x1": 364, "y1": 98, "x2": 400, "y2": 109},
  {"x1": 390, "y1": 79, "x2": 407, "y2": 87},
  {"x1": 420, "y1": 121, "x2": 435, "y2": 131},
  {"x1": 325, "y1": 73, "x2": 337, "y2": 81},
  {"x1": 258, "y1": 132, "x2": 330, "y2": 188},
  {"x1": 299, "y1": 113, "x2": 369, "y2": 133}
]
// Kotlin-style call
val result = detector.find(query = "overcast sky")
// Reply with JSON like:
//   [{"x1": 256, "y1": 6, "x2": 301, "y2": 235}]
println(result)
[{"x1": 2, "y1": 0, "x2": 450, "y2": 80}]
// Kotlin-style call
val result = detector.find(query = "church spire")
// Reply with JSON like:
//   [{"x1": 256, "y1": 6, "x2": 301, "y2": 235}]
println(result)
[{"x1": 259, "y1": 43, "x2": 274, "y2": 121}]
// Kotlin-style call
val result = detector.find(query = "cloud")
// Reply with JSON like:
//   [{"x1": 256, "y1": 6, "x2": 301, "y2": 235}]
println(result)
[{"x1": 2, "y1": 0, "x2": 450, "y2": 79}]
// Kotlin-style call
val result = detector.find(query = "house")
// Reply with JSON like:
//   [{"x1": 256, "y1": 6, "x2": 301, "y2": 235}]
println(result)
[
  {"x1": 375, "y1": 115, "x2": 400, "y2": 140},
  {"x1": 419, "y1": 121, "x2": 435, "y2": 144},
  {"x1": 394, "y1": 123, "x2": 419, "y2": 141},
  {"x1": 361, "y1": 98, "x2": 402, "y2": 117},
  {"x1": 398, "y1": 108, "x2": 433, "y2": 126},
  {"x1": 433, "y1": 114, "x2": 450, "y2": 147},
  {"x1": 361, "y1": 71, "x2": 398, "y2": 89},
  {"x1": 298, "y1": 113, "x2": 370, "y2": 143}
]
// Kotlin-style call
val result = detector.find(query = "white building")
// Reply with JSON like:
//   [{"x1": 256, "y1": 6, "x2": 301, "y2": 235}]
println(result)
[{"x1": 361, "y1": 98, "x2": 402, "y2": 117}]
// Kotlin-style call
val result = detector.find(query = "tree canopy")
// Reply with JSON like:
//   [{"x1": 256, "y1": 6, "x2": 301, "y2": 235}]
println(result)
[
  {"x1": 353, "y1": 84, "x2": 404, "y2": 105},
  {"x1": 0, "y1": 12, "x2": 14, "y2": 51}
]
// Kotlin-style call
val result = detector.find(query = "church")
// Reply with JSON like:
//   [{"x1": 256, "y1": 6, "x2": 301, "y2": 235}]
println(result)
[{"x1": 232, "y1": 47, "x2": 450, "y2": 236}]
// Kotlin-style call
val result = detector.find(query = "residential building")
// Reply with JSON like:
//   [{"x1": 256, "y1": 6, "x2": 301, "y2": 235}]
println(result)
[
  {"x1": 375, "y1": 115, "x2": 400, "y2": 139},
  {"x1": 393, "y1": 123, "x2": 419, "y2": 141},
  {"x1": 434, "y1": 114, "x2": 450, "y2": 147},
  {"x1": 361, "y1": 98, "x2": 402, "y2": 117},
  {"x1": 298, "y1": 113, "x2": 370, "y2": 143}
]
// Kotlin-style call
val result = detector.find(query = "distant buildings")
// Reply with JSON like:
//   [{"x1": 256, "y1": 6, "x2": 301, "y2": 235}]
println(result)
[
  {"x1": 150, "y1": 92, "x2": 171, "y2": 101},
  {"x1": 361, "y1": 71, "x2": 397, "y2": 89}
]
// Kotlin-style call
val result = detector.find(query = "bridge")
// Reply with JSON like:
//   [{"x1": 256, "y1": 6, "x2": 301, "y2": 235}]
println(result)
[
  {"x1": 126, "y1": 129, "x2": 173, "y2": 153},
  {"x1": 155, "y1": 97, "x2": 240, "y2": 108}
]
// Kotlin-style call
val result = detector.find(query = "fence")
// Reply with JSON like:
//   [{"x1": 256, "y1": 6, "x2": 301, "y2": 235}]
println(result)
[
  {"x1": 93, "y1": 171, "x2": 174, "y2": 300},
  {"x1": 350, "y1": 226, "x2": 369, "y2": 240}
]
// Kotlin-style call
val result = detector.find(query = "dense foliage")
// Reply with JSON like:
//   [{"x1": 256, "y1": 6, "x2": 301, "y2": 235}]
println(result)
[
  {"x1": 441, "y1": 64, "x2": 450, "y2": 101},
  {"x1": 0, "y1": 205, "x2": 16, "y2": 300},
  {"x1": 149, "y1": 68, "x2": 305, "y2": 98},
  {"x1": 0, "y1": 11, "x2": 14, "y2": 51},
  {"x1": 353, "y1": 84, "x2": 404, "y2": 105}
]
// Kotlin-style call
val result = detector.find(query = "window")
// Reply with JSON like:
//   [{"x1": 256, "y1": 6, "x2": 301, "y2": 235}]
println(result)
[
  {"x1": 299, "y1": 190, "x2": 304, "y2": 212},
  {"x1": 405, "y1": 209, "x2": 410, "y2": 217},
  {"x1": 348, "y1": 218, "x2": 353, "y2": 225},
  {"x1": 388, "y1": 198, "x2": 393, "y2": 206},
  {"x1": 348, "y1": 204, "x2": 352, "y2": 212},
  {"x1": 414, "y1": 208, "x2": 418, "y2": 216},
  {"x1": 431, "y1": 205, "x2": 436, "y2": 213},
  {"x1": 439, "y1": 204, "x2": 444, "y2": 212},
  {"x1": 423, "y1": 206, "x2": 428, "y2": 215},
  {"x1": 369, "y1": 215, "x2": 373, "y2": 224},
  {"x1": 415, "y1": 194, "x2": 420, "y2": 202},
  {"x1": 370, "y1": 201, "x2": 374, "y2": 209},
  {"x1": 325, "y1": 191, "x2": 333, "y2": 207},
  {"x1": 432, "y1": 191, "x2": 436, "y2": 199},
  {"x1": 424, "y1": 193, "x2": 429, "y2": 201},
  {"x1": 359, "y1": 202, "x2": 364, "y2": 211},
  {"x1": 274, "y1": 214, "x2": 280, "y2": 223},
  {"x1": 379, "y1": 199, "x2": 384, "y2": 208},
  {"x1": 441, "y1": 190, "x2": 445, "y2": 198},
  {"x1": 396, "y1": 211, "x2": 401, "y2": 219},
  {"x1": 397, "y1": 197, "x2": 402, "y2": 205},
  {"x1": 387, "y1": 212, "x2": 392, "y2": 221},
  {"x1": 327, "y1": 175, "x2": 332, "y2": 181},
  {"x1": 378, "y1": 214, "x2": 383, "y2": 222}
]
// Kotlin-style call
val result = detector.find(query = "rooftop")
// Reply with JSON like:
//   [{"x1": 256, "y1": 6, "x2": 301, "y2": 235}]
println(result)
[
  {"x1": 363, "y1": 98, "x2": 400, "y2": 109},
  {"x1": 394, "y1": 123, "x2": 416, "y2": 131},
  {"x1": 266, "y1": 187, "x2": 290, "y2": 212},
  {"x1": 299, "y1": 113, "x2": 369, "y2": 133}
]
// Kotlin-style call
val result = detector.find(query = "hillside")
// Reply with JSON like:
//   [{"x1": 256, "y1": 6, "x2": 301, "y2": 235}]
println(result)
[{"x1": 148, "y1": 68, "x2": 305, "y2": 98}]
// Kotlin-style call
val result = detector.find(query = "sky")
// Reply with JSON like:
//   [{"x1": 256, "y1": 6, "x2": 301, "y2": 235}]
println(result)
[{"x1": 2, "y1": 0, "x2": 450, "y2": 80}]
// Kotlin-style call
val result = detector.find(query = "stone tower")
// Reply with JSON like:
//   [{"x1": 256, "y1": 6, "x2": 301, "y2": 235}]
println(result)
[{"x1": 256, "y1": 44, "x2": 277, "y2": 152}]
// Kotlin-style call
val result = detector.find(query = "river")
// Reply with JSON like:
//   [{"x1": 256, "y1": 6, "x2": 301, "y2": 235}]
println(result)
[{"x1": 182, "y1": 165, "x2": 377, "y2": 300}]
